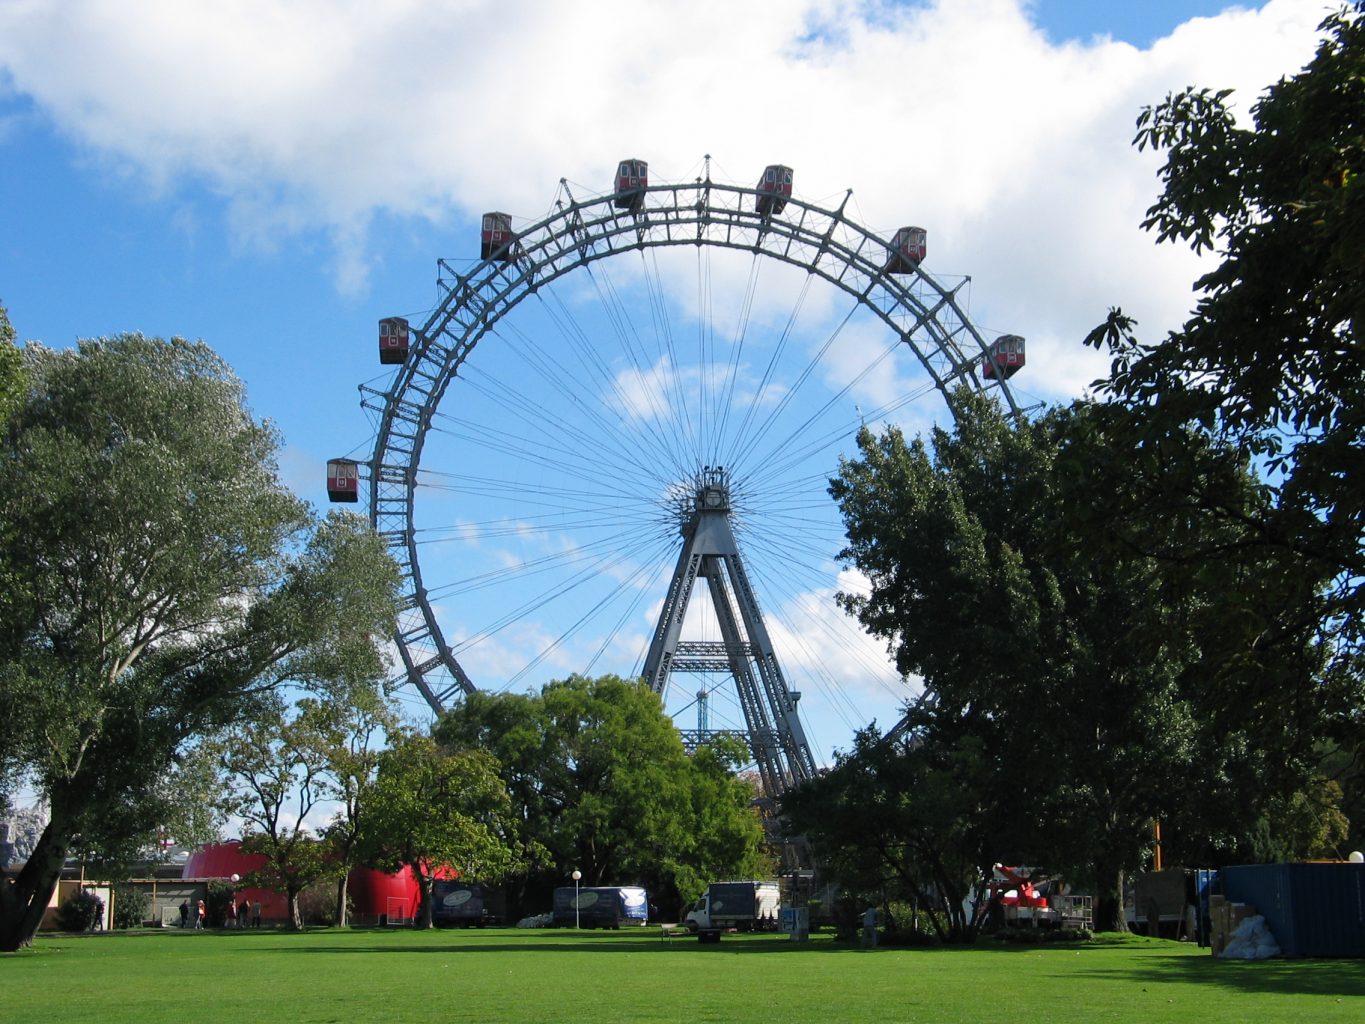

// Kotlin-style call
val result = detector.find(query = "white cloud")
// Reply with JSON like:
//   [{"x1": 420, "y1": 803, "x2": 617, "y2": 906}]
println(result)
[{"x1": 0, "y1": 1, "x2": 1324, "y2": 400}]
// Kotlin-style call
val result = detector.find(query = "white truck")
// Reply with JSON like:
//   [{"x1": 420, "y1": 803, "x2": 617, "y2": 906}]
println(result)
[{"x1": 683, "y1": 881, "x2": 781, "y2": 938}]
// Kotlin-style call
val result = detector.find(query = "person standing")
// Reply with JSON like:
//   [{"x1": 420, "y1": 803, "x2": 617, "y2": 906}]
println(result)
[
  {"x1": 861, "y1": 906, "x2": 878, "y2": 948},
  {"x1": 236, "y1": 896, "x2": 249, "y2": 929},
  {"x1": 194, "y1": 899, "x2": 206, "y2": 930},
  {"x1": 251, "y1": 900, "x2": 262, "y2": 928},
  {"x1": 178, "y1": 900, "x2": 189, "y2": 928}
]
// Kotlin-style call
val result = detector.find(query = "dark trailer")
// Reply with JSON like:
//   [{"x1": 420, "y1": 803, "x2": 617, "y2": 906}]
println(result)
[{"x1": 553, "y1": 886, "x2": 648, "y2": 929}]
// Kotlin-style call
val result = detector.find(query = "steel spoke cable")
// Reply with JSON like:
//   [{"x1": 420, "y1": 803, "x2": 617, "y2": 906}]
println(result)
[
  {"x1": 423, "y1": 420, "x2": 660, "y2": 504},
  {"x1": 543, "y1": 270, "x2": 692, "y2": 479},
  {"x1": 640, "y1": 248, "x2": 700, "y2": 458},
  {"x1": 487, "y1": 531, "x2": 679, "y2": 689},
  {"x1": 711, "y1": 252, "x2": 764, "y2": 454},
  {"x1": 721, "y1": 270, "x2": 814, "y2": 471},
  {"x1": 738, "y1": 373, "x2": 946, "y2": 499},
  {"x1": 427, "y1": 394, "x2": 645, "y2": 486},
  {"x1": 741, "y1": 541, "x2": 901, "y2": 690},
  {"x1": 425, "y1": 528, "x2": 657, "y2": 598},
  {"x1": 743, "y1": 557, "x2": 901, "y2": 733},
  {"x1": 413, "y1": 456, "x2": 659, "y2": 512},
  {"x1": 587, "y1": 260, "x2": 697, "y2": 474},
  {"x1": 431, "y1": 522, "x2": 671, "y2": 601},
  {"x1": 452, "y1": 528, "x2": 672, "y2": 654},
  {"x1": 425, "y1": 396, "x2": 671, "y2": 499},
  {"x1": 725, "y1": 299, "x2": 862, "y2": 474},
  {"x1": 581, "y1": 554, "x2": 672, "y2": 678},
  {"x1": 523, "y1": 288, "x2": 687, "y2": 481},
  {"x1": 477, "y1": 316, "x2": 684, "y2": 488},
  {"x1": 742, "y1": 374, "x2": 945, "y2": 500},
  {"x1": 743, "y1": 330, "x2": 908, "y2": 490},
  {"x1": 428, "y1": 365, "x2": 679, "y2": 496},
  {"x1": 413, "y1": 507, "x2": 659, "y2": 544},
  {"x1": 453, "y1": 358, "x2": 670, "y2": 485},
  {"x1": 696, "y1": 243, "x2": 714, "y2": 461}
]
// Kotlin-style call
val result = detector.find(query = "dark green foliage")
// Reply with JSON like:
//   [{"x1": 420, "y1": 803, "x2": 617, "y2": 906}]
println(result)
[
  {"x1": 296, "y1": 882, "x2": 344, "y2": 926},
  {"x1": 205, "y1": 880, "x2": 236, "y2": 929},
  {"x1": 0, "y1": 305, "x2": 22, "y2": 429},
  {"x1": 111, "y1": 884, "x2": 149, "y2": 930},
  {"x1": 361, "y1": 732, "x2": 520, "y2": 929},
  {"x1": 784, "y1": 724, "x2": 999, "y2": 943},
  {"x1": 56, "y1": 889, "x2": 104, "y2": 932},
  {"x1": 435, "y1": 674, "x2": 769, "y2": 919},
  {"x1": 818, "y1": 394, "x2": 1340, "y2": 933},
  {"x1": 1085, "y1": 3, "x2": 1365, "y2": 854}
]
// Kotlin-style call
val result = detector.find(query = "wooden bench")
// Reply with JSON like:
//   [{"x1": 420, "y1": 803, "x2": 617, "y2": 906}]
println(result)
[{"x1": 660, "y1": 925, "x2": 691, "y2": 942}]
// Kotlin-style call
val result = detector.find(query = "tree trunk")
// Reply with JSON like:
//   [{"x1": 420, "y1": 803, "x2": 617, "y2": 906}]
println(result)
[
  {"x1": 416, "y1": 871, "x2": 434, "y2": 929},
  {"x1": 1092, "y1": 864, "x2": 1128, "y2": 933},
  {"x1": 287, "y1": 891, "x2": 304, "y2": 931},
  {"x1": 0, "y1": 818, "x2": 70, "y2": 952},
  {"x1": 335, "y1": 873, "x2": 350, "y2": 928}
]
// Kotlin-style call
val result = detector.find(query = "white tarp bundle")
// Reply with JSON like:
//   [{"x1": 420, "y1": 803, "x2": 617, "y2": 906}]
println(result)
[{"x1": 1220, "y1": 914, "x2": 1281, "y2": 960}]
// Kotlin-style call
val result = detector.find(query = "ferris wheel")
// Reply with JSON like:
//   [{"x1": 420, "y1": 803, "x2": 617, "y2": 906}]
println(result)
[{"x1": 330, "y1": 157, "x2": 1024, "y2": 798}]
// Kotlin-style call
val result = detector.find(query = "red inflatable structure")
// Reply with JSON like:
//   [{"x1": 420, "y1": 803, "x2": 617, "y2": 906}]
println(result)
[
  {"x1": 183, "y1": 842, "x2": 454, "y2": 924},
  {"x1": 182, "y1": 841, "x2": 279, "y2": 922}
]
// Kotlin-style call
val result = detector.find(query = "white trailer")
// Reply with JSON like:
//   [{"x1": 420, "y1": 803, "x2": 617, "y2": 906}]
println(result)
[{"x1": 684, "y1": 881, "x2": 781, "y2": 936}]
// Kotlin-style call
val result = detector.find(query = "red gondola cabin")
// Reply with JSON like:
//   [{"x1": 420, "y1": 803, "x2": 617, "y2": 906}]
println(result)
[
  {"x1": 614, "y1": 158, "x2": 648, "y2": 211},
  {"x1": 983, "y1": 335, "x2": 1026, "y2": 380},
  {"x1": 887, "y1": 226, "x2": 927, "y2": 274},
  {"x1": 481, "y1": 212, "x2": 514, "y2": 262},
  {"x1": 379, "y1": 317, "x2": 410, "y2": 365},
  {"x1": 756, "y1": 164, "x2": 793, "y2": 216},
  {"x1": 327, "y1": 458, "x2": 360, "y2": 503}
]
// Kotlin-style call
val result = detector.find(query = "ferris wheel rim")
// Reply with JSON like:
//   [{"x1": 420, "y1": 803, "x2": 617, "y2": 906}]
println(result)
[{"x1": 367, "y1": 170, "x2": 1020, "y2": 715}]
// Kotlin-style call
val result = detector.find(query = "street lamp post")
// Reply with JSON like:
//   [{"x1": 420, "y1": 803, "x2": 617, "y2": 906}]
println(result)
[{"x1": 571, "y1": 869, "x2": 582, "y2": 929}]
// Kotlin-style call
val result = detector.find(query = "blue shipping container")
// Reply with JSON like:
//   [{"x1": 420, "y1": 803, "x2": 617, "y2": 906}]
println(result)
[{"x1": 1221, "y1": 863, "x2": 1364, "y2": 958}]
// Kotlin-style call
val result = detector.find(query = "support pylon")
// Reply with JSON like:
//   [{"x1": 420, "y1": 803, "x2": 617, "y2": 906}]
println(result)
[{"x1": 643, "y1": 468, "x2": 816, "y2": 866}]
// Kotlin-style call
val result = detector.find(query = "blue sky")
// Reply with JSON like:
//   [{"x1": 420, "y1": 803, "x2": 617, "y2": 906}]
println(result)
[
  {"x1": 0, "y1": 0, "x2": 1326, "y2": 764},
  {"x1": 1035, "y1": 0, "x2": 1252, "y2": 47}
]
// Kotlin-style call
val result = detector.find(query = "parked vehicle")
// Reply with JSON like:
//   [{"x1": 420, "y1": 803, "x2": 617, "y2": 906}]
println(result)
[
  {"x1": 431, "y1": 882, "x2": 503, "y2": 928},
  {"x1": 683, "y1": 881, "x2": 780, "y2": 934},
  {"x1": 552, "y1": 886, "x2": 648, "y2": 929}
]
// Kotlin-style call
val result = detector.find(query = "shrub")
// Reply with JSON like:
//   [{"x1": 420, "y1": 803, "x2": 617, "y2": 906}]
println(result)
[
  {"x1": 206, "y1": 879, "x2": 236, "y2": 927},
  {"x1": 56, "y1": 889, "x2": 104, "y2": 932},
  {"x1": 297, "y1": 884, "x2": 338, "y2": 926},
  {"x1": 112, "y1": 884, "x2": 150, "y2": 929}
]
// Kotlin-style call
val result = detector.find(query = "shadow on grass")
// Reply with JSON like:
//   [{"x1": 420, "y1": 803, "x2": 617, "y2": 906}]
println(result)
[
  {"x1": 262, "y1": 927, "x2": 953, "y2": 957},
  {"x1": 262, "y1": 930, "x2": 1124, "y2": 958},
  {"x1": 1077, "y1": 953, "x2": 1365, "y2": 1000},
  {"x1": 269, "y1": 937, "x2": 840, "y2": 956}
]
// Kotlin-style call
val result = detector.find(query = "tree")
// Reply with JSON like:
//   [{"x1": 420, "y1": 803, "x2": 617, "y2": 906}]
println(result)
[
  {"x1": 314, "y1": 685, "x2": 400, "y2": 928},
  {"x1": 0, "y1": 305, "x2": 22, "y2": 428},
  {"x1": 827, "y1": 393, "x2": 1335, "y2": 930},
  {"x1": 673, "y1": 736, "x2": 771, "y2": 904},
  {"x1": 215, "y1": 679, "x2": 399, "y2": 929},
  {"x1": 0, "y1": 305, "x2": 25, "y2": 809},
  {"x1": 361, "y1": 732, "x2": 519, "y2": 929},
  {"x1": 783, "y1": 725, "x2": 1000, "y2": 943},
  {"x1": 214, "y1": 695, "x2": 340, "y2": 930},
  {"x1": 435, "y1": 675, "x2": 769, "y2": 919},
  {"x1": 1084, "y1": 4, "x2": 1365, "y2": 853},
  {"x1": 0, "y1": 335, "x2": 401, "y2": 951}
]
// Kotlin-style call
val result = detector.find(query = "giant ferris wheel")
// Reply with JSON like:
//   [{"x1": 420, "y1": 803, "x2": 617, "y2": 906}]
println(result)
[{"x1": 329, "y1": 157, "x2": 1024, "y2": 823}]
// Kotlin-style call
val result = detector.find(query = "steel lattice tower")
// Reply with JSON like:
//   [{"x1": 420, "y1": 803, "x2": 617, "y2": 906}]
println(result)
[{"x1": 642, "y1": 467, "x2": 816, "y2": 865}]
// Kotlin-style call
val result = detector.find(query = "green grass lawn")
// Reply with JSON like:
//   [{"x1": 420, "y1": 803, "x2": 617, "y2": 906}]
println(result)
[{"x1": 3, "y1": 928, "x2": 1361, "y2": 1024}]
